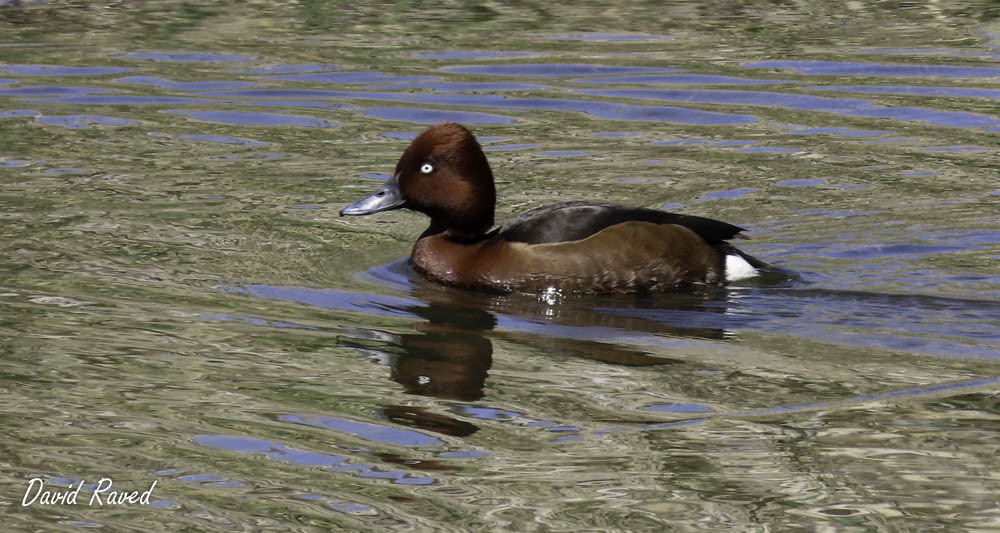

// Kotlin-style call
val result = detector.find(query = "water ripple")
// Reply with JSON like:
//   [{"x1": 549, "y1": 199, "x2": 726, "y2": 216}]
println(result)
[
  {"x1": 125, "y1": 52, "x2": 254, "y2": 62},
  {"x1": 443, "y1": 64, "x2": 679, "y2": 76},
  {"x1": 114, "y1": 76, "x2": 257, "y2": 91},
  {"x1": 0, "y1": 64, "x2": 133, "y2": 76},
  {"x1": 166, "y1": 109, "x2": 336, "y2": 127},
  {"x1": 580, "y1": 88, "x2": 1000, "y2": 129},
  {"x1": 746, "y1": 60, "x2": 1000, "y2": 78},
  {"x1": 197, "y1": 89, "x2": 758, "y2": 125}
]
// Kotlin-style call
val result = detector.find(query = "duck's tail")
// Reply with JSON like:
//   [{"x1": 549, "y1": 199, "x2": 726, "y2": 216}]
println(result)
[{"x1": 714, "y1": 243, "x2": 797, "y2": 283}]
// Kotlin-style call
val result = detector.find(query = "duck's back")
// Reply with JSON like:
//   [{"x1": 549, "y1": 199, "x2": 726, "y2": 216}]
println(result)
[{"x1": 497, "y1": 201, "x2": 746, "y2": 245}]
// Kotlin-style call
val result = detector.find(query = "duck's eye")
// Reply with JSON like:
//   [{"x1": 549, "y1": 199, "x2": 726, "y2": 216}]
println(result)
[{"x1": 419, "y1": 163, "x2": 434, "y2": 174}]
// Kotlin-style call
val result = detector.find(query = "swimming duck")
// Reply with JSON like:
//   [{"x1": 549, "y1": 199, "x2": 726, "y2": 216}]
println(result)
[{"x1": 340, "y1": 122, "x2": 769, "y2": 294}]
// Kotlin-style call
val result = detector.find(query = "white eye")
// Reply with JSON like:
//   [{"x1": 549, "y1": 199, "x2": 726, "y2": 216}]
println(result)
[{"x1": 420, "y1": 163, "x2": 434, "y2": 174}]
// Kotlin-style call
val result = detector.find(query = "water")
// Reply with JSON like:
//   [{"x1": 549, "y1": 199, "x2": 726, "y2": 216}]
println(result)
[{"x1": 2, "y1": 1, "x2": 999, "y2": 530}]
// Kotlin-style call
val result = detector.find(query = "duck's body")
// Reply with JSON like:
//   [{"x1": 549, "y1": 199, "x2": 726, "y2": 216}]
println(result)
[
  {"x1": 341, "y1": 123, "x2": 770, "y2": 294},
  {"x1": 412, "y1": 202, "x2": 761, "y2": 293}
]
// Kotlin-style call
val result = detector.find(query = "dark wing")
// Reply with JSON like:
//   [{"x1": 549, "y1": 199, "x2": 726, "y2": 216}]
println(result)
[{"x1": 498, "y1": 201, "x2": 746, "y2": 245}]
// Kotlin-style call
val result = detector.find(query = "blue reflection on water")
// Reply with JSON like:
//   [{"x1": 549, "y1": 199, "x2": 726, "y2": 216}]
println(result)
[
  {"x1": 115, "y1": 76, "x2": 257, "y2": 91},
  {"x1": 30, "y1": 94, "x2": 213, "y2": 105},
  {"x1": 647, "y1": 403, "x2": 715, "y2": 413},
  {"x1": 776, "y1": 178, "x2": 825, "y2": 187},
  {"x1": 814, "y1": 85, "x2": 1000, "y2": 99},
  {"x1": 572, "y1": 74, "x2": 790, "y2": 84},
  {"x1": 382, "y1": 132, "x2": 418, "y2": 140},
  {"x1": 443, "y1": 64, "x2": 677, "y2": 76},
  {"x1": 783, "y1": 126, "x2": 888, "y2": 136},
  {"x1": 740, "y1": 146, "x2": 797, "y2": 153},
  {"x1": 484, "y1": 143, "x2": 540, "y2": 151},
  {"x1": 0, "y1": 85, "x2": 112, "y2": 96},
  {"x1": 191, "y1": 88, "x2": 758, "y2": 124},
  {"x1": 177, "y1": 473, "x2": 225, "y2": 482},
  {"x1": 460, "y1": 407, "x2": 521, "y2": 420},
  {"x1": 362, "y1": 106, "x2": 515, "y2": 124},
  {"x1": 696, "y1": 188, "x2": 758, "y2": 201},
  {"x1": 821, "y1": 243, "x2": 974, "y2": 258},
  {"x1": 217, "y1": 89, "x2": 758, "y2": 125},
  {"x1": 579, "y1": 88, "x2": 1000, "y2": 129},
  {"x1": 601, "y1": 289, "x2": 1000, "y2": 359},
  {"x1": 196, "y1": 89, "x2": 354, "y2": 99},
  {"x1": 280, "y1": 414, "x2": 445, "y2": 447},
  {"x1": 584, "y1": 88, "x2": 871, "y2": 109},
  {"x1": 921, "y1": 145, "x2": 989, "y2": 152},
  {"x1": 745, "y1": 60, "x2": 1000, "y2": 78},
  {"x1": 653, "y1": 139, "x2": 704, "y2": 146},
  {"x1": 264, "y1": 71, "x2": 434, "y2": 84},
  {"x1": 362, "y1": 81, "x2": 547, "y2": 91},
  {"x1": 195, "y1": 435, "x2": 350, "y2": 466},
  {"x1": 327, "y1": 501, "x2": 376, "y2": 514}
]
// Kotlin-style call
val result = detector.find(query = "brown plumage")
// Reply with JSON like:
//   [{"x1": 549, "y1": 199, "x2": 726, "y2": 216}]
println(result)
[
  {"x1": 412, "y1": 221, "x2": 723, "y2": 293},
  {"x1": 340, "y1": 122, "x2": 770, "y2": 294},
  {"x1": 394, "y1": 122, "x2": 495, "y2": 239}
]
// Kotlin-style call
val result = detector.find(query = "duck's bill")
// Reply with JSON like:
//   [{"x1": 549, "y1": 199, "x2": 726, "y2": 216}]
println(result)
[{"x1": 339, "y1": 174, "x2": 406, "y2": 216}]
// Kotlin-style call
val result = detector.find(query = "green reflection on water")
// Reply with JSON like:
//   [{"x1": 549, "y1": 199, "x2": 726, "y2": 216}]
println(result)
[{"x1": 2, "y1": 1, "x2": 1000, "y2": 531}]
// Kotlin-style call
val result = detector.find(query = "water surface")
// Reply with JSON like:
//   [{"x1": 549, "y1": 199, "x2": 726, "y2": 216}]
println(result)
[{"x1": 2, "y1": 2, "x2": 999, "y2": 531}]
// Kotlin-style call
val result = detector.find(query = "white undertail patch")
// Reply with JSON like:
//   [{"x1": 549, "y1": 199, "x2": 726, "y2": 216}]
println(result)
[{"x1": 725, "y1": 254, "x2": 758, "y2": 282}]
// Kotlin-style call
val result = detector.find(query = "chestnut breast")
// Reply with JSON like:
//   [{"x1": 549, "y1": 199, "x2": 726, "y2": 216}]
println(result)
[{"x1": 411, "y1": 221, "x2": 725, "y2": 294}]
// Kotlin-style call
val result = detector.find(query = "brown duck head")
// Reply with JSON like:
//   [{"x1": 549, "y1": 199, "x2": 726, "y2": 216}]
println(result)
[{"x1": 340, "y1": 122, "x2": 497, "y2": 239}]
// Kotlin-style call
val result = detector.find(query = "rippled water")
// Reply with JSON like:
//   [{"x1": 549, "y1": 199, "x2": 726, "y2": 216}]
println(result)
[{"x1": 2, "y1": 1, "x2": 1000, "y2": 531}]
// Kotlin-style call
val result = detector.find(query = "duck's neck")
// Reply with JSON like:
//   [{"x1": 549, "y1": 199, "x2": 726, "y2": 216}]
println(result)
[
  {"x1": 419, "y1": 206, "x2": 494, "y2": 242},
  {"x1": 420, "y1": 221, "x2": 490, "y2": 243}
]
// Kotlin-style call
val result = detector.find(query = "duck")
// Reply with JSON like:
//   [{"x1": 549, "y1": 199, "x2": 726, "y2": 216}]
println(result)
[{"x1": 340, "y1": 122, "x2": 771, "y2": 294}]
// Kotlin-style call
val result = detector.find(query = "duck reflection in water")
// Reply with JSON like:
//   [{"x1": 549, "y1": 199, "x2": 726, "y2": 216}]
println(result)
[
  {"x1": 240, "y1": 259, "x2": 748, "y2": 436},
  {"x1": 336, "y1": 298, "x2": 494, "y2": 437},
  {"x1": 342, "y1": 296, "x2": 699, "y2": 394},
  {"x1": 331, "y1": 261, "x2": 752, "y2": 436},
  {"x1": 340, "y1": 303, "x2": 670, "y2": 436}
]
